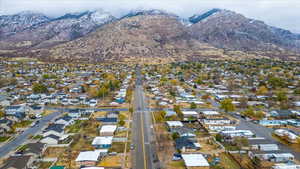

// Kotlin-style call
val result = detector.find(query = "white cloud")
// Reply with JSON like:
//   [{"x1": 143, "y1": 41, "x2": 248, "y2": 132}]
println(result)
[{"x1": 1, "y1": 0, "x2": 299, "y2": 33}]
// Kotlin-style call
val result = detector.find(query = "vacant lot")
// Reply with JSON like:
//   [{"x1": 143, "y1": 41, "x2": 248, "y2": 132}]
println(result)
[
  {"x1": 98, "y1": 155, "x2": 122, "y2": 167},
  {"x1": 43, "y1": 147, "x2": 66, "y2": 158}
]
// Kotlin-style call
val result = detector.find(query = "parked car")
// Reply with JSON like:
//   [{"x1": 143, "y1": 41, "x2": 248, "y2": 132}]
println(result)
[{"x1": 130, "y1": 144, "x2": 135, "y2": 150}]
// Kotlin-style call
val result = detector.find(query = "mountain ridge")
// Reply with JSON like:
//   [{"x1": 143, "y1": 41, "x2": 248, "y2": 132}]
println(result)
[{"x1": 0, "y1": 8, "x2": 300, "y2": 62}]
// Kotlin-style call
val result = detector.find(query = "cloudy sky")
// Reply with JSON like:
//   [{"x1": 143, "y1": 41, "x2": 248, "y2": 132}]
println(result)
[{"x1": 1, "y1": 0, "x2": 300, "y2": 33}]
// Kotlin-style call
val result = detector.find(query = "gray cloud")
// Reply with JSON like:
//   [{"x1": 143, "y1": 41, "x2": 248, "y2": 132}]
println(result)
[{"x1": 1, "y1": 0, "x2": 300, "y2": 33}]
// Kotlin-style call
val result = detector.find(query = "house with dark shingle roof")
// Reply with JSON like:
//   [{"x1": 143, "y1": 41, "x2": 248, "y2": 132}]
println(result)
[
  {"x1": 23, "y1": 142, "x2": 46, "y2": 157},
  {"x1": 0, "y1": 155, "x2": 32, "y2": 169},
  {"x1": 43, "y1": 124, "x2": 65, "y2": 137},
  {"x1": 175, "y1": 137, "x2": 201, "y2": 152},
  {"x1": 4, "y1": 105, "x2": 27, "y2": 119},
  {"x1": 55, "y1": 115, "x2": 74, "y2": 126},
  {"x1": 171, "y1": 127, "x2": 196, "y2": 138}
]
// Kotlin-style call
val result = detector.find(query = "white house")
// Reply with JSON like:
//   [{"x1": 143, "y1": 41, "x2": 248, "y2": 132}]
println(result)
[
  {"x1": 92, "y1": 136, "x2": 113, "y2": 149},
  {"x1": 182, "y1": 154, "x2": 210, "y2": 167},
  {"x1": 220, "y1": 130, "x2": 254, "y2": 138},
  {"x1": 208, "y1": 126, "x2": 236, "y2": 132},
  {"x1": 40, "y1": 134, "x2": 60, "y2": 145},
  {"x1": 99, "y1": 125, "x2": 117, "y2": 136},
  {"x1": 166, "y1": 121, "x2": 184, "y2": 130},
  {"x1": 201, "y1": 118, "x2": 231, "y2": 125},
  {"x1": 274, "y1": 129, "x2": 299, "y2": 143},
  {"x1": 182, "y1": 111, "x2": 198, "y2": 118},
  {"x1": 75, "y1": 150, "x2": 101, "y2": 167}
]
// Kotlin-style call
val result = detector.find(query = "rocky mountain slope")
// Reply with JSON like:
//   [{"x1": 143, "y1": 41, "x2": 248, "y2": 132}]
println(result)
[
  {"x1": 0, "y1": 10, "x2": 115, "y2": 50},
  {"x1": 0, "y1": 11, "x2": 50, "y2": 37},
  {"x1": 0, "y1": 9, "x2": 300, "y2": 62},
  {"x1": 33, "y1": 11, "x2": 221, "y2": 62},
  {"x1": 188, "y1": 9, "x2": 300, "y2": 53}
]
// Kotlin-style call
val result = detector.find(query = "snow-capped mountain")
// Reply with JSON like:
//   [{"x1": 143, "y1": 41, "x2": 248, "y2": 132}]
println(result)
[
  {"x1": 0, "y1": 8, "x2": 300, "y2": 61},
  {"x1": 0, "y1": 10, "x2": 115, "y2": 49},
  {"x1": 120, "y1": 9, "x2": 178, "y2": 19},
  {"x1": 188, "y1": 9, "x2": 300, "y2": 53},
  {"x1": 0, "y1": 11, "x2": 51, "y2": 37}
]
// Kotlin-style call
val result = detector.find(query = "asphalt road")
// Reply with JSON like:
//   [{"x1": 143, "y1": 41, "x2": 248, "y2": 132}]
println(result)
[
  {"x1": 45, "y1": 107, "x2": 129, "y2": 112},
  {"x1": 132, "y1": 67, "x2": 158, "y2": 169},
  {"x1": 0, "y1": 111, "x2": 62, "y2": 158}
]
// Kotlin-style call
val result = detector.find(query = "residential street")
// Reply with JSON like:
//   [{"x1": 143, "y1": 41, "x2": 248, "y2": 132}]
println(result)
[
  {"x1": 132, "y1": 67, "x2": 158, "y2": 169},
  {"x1": 0, "y1": 111, "x2": 62, "y2": 158}
]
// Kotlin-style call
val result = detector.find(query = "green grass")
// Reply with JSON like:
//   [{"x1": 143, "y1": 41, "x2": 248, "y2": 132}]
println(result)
[
  {"x1": 16, "y1": 144, "x2": 28, "y2": 151},
  {"x1": 12, "y1": 120, "x2": 33, "y2": 129},
  {"x1": 109, "y1": 142, "x2": 130, "y2": 153},
  {"x1": 218, "y1": 153, "x2": 241, "y2": 169},
  {"x1": 169, "y1": 160, "x2": 185, "y2": 168},
  {"x1": 65, "y1": 120, "x2": 83, "y2": 133},
  {"x1": 0, "y1": 136, "x2": 10, "y2": 142},
  {"x1": 32, "y1": 135, "x2": 43, "y2": 140}
]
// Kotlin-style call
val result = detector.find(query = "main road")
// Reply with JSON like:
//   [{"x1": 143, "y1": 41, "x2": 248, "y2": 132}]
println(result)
[
  {"x1": 132, "y1": 66, "x2": 159, "y2": 169},
  {"x1": 0, "y1": 111, "x2": 62, "y2": 158}
]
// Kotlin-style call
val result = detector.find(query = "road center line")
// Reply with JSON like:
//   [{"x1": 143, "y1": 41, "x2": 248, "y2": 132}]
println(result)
[{"x1": 140, "y1": 105, "x2": 148, "y2": 169}]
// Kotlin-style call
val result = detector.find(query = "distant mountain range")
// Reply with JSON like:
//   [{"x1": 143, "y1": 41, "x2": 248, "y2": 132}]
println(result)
[{"x1": 0, "y1": 9, "x2": 299, "y2": 62}]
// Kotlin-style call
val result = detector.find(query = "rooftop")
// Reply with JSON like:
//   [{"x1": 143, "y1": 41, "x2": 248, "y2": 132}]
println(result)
[{"x1": 182, "y1": 153, "x2": 210, "y2": 167}]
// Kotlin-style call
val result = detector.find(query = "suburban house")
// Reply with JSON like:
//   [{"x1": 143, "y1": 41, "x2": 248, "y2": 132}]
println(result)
[
  {"x1": 259, "y1": 120, "x2": 287, "y2": 127},
  {"x1": 249, "y1": 150, "x2": 295, "y2": 163},
  {"x1": 28, "y1": 105, "x2": 44, "y2": 116},
  {"x1": 171, "y1": 127, "x2": 196, "y2": 138},
  {"x1": 23, "y1": 143, "x2": 46, "y2": 157},
  {"x1": 99, "y1": 125, "x2": 117, "y2": 136},
  {"x1": 0, "y1": 118, "x2": 13, "y2": 134},
  {"x1": 40, "y1": 134, "x2": 60, "y2": 145},
  {"x1": 182, "y1": 153, "x2": 210, "y2": 169},
  {"x1": 43, "y1": 124, "x2": 65, "y2": 137},
  {"x1": 220, "y1": 130, "x2": 254, "y2": 139},
  {"x1": 208, "y1": 126, "x2": 236, "y2": 133},
  {"x1": 92, "y1": 136, "x2": 113, "y2": 149},
  {"x1": 175, "y1": 137, "x2": 201, "y2": 152},
  {"x1": 274, "y1": 129, "x2": 299, "y2": 143},
  {"x1": 5, "y1": 105, "x2": 27, "y2": 117},
  {"x1": 182, "y1": 111, "x2": 198, "y2": 118},
  {"x1": 165, "y1": 110, "x2": 177, "y2": 117},
  {"x1": 0, "y1": 155, "x2": 33, "y2": 169},
  {"x1": 199, "y1": 110, "x2": 220, "y2": 118},
  {"x1": 106, "y1": 111, "x2": 120, "y2": 118},
  {"x1": 68, "y1": 109, "x2": 82, "y2": 118},
  {"x1": 166, "y1": 121, "x2": 184, "y2": 131},
  {"x1": 75, "y1": 150, "x2": 101, "y2": 167},
  {"x1": 55, "y1": 116, "x2": 74, "y2": 126},
  {"x1": 286, "y1": 119, "x2": 300, "y2": 127},
  {"x1": 0, "y1": 95, "x2": 10, "y2": 106},
  {"x1": 270, "y1": 110, "x2": 294, "y2": 119},
  {"x1": 272, "y1": 164, "x2": 300, "y2": 169},
  {"x1": 200, "y1": 117, "x2": 231, "y2": 125},
  {"x1": 96, "y1": 117, "x2": 118, "y2": 124},
  {"x1": 248, "y1": 138, "x2": 279, "y2": 151}
]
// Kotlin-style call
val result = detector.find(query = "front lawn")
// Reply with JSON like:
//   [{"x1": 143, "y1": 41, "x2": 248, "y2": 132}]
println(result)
[
  {"x1": 65, "y1": 120, "x2": 83, "y2": 133},
  {"x1": 98, "y1": 155, "x2": 122, "y2": 167},
  {"x1": 12, "y1": 120, "x2": 33, "y2": 129},
  {"x1": 109, "y1": 142, "x2": 129, "y2": 153},
  {"x1": 0, "y1": 136, "x2": 10, "y2": 142}
]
